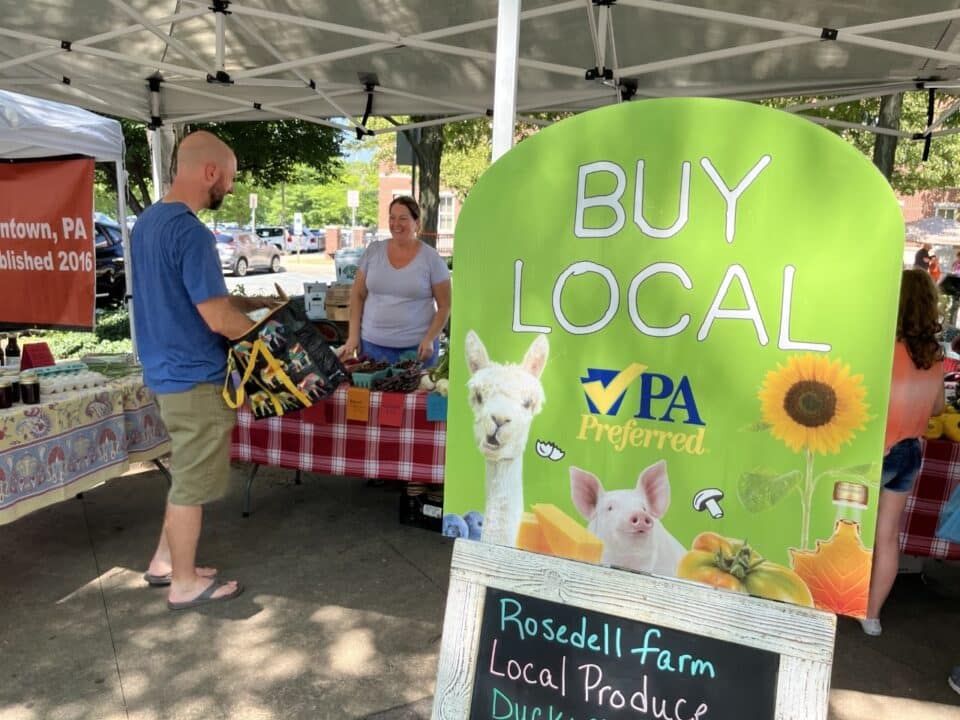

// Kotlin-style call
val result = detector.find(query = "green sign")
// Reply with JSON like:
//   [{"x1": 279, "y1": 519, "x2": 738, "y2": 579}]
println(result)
[{"x1": 443, "y1": 98, "x2": 903, "y2": 618}]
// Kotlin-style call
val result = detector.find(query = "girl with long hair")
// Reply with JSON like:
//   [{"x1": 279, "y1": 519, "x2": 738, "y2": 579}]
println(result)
[{"x1": 862, "y1": 268, "x2": 945, "y2": 635}]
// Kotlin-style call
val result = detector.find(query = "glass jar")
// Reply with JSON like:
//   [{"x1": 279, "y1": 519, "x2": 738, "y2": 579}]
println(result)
[
  {"x1": 20, "y1": 376, "x2": 39, "y2": 405},
  {"x1": 0, "y1": 379, "x2": 12, "y2": 409}
]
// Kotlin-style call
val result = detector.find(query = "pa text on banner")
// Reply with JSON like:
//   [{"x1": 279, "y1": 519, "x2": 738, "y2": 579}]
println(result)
[{"x1": 0, "y1": 157, "x2": 95, "y2": 329}]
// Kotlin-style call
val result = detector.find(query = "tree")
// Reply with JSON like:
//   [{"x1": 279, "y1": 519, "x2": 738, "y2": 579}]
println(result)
[
  {"x1": 98, "y1": 119, "x2": 343, "y2": 216},
  {"x1": 763, "y1": 91, "x2": 960, "y2": 193}
]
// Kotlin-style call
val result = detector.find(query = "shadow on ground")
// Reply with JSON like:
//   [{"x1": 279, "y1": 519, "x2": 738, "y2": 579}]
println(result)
[{"x1": 0, "y1": 464, "x2": 957, "y2": 719}]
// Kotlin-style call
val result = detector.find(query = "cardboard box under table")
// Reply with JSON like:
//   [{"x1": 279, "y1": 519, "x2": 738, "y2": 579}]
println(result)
[{"x1": 231, "y1": 384, "x2": 445, "y2": 516}]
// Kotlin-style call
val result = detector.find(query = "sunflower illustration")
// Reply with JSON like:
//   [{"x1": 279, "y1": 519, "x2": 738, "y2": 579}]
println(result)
[
  {"x1": 755, "y1": 354, "x2": 869, "y2": 550},
  {"x1": 759, "y1": 354, "x2": 868, "y2": 456}
]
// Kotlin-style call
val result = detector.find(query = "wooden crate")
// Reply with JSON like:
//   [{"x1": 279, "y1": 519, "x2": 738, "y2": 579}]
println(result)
[
  {"x1": 324, "y1": 303, "x2": 350, "y2": 322},
  {"x1": 324, "y1": 283, "x2": 352, "y2": 306}
]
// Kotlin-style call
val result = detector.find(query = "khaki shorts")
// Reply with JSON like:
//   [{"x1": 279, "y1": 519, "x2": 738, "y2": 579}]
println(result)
[{"x1": 157, "y1": 383, "x2": 236, "y2": 506}]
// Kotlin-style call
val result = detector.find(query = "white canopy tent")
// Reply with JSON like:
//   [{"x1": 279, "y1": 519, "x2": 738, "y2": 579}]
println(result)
[
  {"x1": 0, "y1": 89, "x2": 134, "y2": 336},
  {"x1": 4, "y1": 1, "x2": 960, "y2": 155},
  {"x1": 907, "y1": 215, "x2": 960, "y2": 245}
]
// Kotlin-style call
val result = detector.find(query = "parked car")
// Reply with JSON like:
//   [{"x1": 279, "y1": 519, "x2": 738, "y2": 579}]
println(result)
[
  {"x1": 216, "y1": 231, "x2": 282, "y2": 276},
  {"x1": 254, "y1": 225, "x2": 286, "y2": 251},
  {"x1": 94, "y1": 220, "x2": 125, "y2": 303},
  {"x1": 284, "y1": 227, "x2": 324, "y2": 253}
]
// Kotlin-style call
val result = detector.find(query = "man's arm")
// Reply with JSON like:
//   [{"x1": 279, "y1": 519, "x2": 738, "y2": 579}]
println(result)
[{"x1": 196, "y1": 296, "x2": 257, "y2": 340}]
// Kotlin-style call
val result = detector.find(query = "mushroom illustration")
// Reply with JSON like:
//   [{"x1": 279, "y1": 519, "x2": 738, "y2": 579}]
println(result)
[{"x1": 693, "y1": 488, "x2": 725, "y2": 519}]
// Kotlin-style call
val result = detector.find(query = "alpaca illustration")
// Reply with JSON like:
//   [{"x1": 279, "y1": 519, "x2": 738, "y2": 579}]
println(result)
[
  {"x1": 297, "y1": 372, "x2": 325, "y2": 400},
  {"x1": 259, "y1": 320, "x2": 286, "y2": 352},
  {"x1": 287, "y1": 343, "x2": 310, "y2": 373},
  {"x1": 464, "y1": 330, "x2": 549, "y2": 547},
  {"x1": 250, "y1": 391, "x2": 272, "y2": 417}
]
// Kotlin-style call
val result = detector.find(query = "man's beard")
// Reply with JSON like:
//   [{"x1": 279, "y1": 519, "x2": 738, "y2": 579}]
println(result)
[{"x1": 208, "y1": 187, "x2": 225, "y2": 211}]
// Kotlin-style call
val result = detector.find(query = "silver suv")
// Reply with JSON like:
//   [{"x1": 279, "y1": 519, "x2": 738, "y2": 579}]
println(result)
[
  {"x1": 254, "y1": 226, "x2": 286, "y2": 251},
  {"x1": 216, "y1": 231, "x2": 282, "y2": 276}
]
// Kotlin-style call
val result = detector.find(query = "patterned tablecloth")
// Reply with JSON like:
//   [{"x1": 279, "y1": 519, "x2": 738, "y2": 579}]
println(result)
[
  {"x1": 232, "y1": 385, "x2": 446, "y2": 483},
  {"x1": 0, "y1": 375, "x2": 170, "y2": 526},
  {"x1": 902, "y1": 438, "x2": 960, "y2": 559}
]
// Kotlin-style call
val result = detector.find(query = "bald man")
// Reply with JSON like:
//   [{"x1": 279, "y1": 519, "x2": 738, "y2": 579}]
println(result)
[{"x1": 132, "y1": 131, "x2": 272, "y2": 610}]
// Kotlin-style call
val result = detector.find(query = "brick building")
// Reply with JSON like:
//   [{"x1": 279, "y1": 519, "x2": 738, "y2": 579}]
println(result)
[
  {"x1": 899, "y1": 188, "x2": 960, "y2": 223},
  {"x1": 377, "y1": 161, "x2": 459, "y2": 255}
]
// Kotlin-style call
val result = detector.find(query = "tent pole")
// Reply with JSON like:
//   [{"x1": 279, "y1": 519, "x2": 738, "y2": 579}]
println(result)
[
  {"x1": 491, "y1": 0, "x2": 521, "y2": 161},
  {"x1": 149, "y1": 126, "x2": 164, "y2": 202},
  {"x1": 115, "y1": 158, "x2": 137, "y2": 359}
]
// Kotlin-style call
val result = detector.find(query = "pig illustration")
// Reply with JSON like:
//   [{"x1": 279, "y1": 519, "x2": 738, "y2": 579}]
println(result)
[{"x1": 570, "y1": 460, "x2": 686, "y2": 577}]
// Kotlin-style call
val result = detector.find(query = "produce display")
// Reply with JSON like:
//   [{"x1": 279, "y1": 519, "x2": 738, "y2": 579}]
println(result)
[
  {"x1": 924, "y1": 403, "x2": 960, "y2": 441},
  {"x1": 418, "y1": 344, "x2": 450, "y2": 396},
  {"x1": 371, "y1": 369, "x2": 422, "y2": 393},
  {"x1": 343, "y1": 342, "x2": 450, "y2": 395}
]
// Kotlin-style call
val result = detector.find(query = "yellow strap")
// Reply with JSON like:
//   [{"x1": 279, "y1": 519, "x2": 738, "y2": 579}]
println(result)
[
  {"x1": 258, "y1": 342, "x2": 313, "y2": 413},
  {"x1": 222, "y1": 340, "x2": 265, "y2": 409},
  {"x1": 221, "y1": 336, "x2": 313, "y2": 417}
]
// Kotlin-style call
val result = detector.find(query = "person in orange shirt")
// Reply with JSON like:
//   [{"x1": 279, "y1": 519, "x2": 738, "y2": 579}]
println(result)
[
  {"x1": 861, "y1": 269, "x2": 945, "y2": 636},
  {"x1": 929, "y1": 253, "x2": 942, "y2": 283}
]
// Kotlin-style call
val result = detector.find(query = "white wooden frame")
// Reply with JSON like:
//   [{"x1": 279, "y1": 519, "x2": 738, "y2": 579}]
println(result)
[{"x1": 432, "y1": 539, "x2": 836, "y2": 720}]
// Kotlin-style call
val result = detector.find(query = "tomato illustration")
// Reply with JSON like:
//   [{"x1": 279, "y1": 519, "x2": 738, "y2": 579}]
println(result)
[{"x1": 678, "y1": 532, "x2": 814, "y2": 607}]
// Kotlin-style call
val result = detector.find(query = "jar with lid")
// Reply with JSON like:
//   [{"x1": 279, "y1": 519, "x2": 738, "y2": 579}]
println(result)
[
  {"x1": 9, "y1": 373, "x2": 20, "y2": 404},
  {"x1": 0, "y1": 379, "x2": 12, "y2": 409},
  {"x1": 4, "y1": 333, "x2": 20, "y2": 360},
  {"x1": 20, "y1": 372, "x2": 39, "y2": 405}
]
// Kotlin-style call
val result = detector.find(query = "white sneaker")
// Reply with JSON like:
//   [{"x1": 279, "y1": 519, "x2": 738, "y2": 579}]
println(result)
[{"x1": 859, "y1": 617, "x2": 882, "y2": 636}]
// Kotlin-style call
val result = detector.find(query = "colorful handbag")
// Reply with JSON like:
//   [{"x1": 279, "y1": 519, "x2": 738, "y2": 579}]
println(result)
[{"x1": 223, "y1": 300, "x2": 348, "y2": 419}]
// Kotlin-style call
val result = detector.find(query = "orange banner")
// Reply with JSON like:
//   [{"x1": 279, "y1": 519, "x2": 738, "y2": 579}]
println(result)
[{"x1": 0, "y1": 157, "x2": 96, "y2": 329}]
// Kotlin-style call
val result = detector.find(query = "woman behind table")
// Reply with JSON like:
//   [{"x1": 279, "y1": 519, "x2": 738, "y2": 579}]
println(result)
[
  {"x1": 339, "y1": 196, "x2": 451, "y2": 367},
  {"x1": 861, "y1": 268, "x2": 945, "y2": 636}
]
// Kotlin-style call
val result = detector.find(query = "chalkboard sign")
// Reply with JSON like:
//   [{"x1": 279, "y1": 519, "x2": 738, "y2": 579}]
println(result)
[
  {"x1": 433, "y1": 540, "x2": 835, "y2": 720},
  {"x1": 471, "y1": 587, "x2": 778, "y2": 720}
]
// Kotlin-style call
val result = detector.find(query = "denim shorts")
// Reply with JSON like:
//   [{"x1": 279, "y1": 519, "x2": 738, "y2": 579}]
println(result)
[{"x1": 881, "y1": 438, "x2": 922, "y2": 493}]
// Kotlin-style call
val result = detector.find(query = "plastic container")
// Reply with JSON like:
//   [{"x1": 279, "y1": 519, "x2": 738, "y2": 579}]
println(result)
[
  {"x1": 334, "y1": 247, "x2": 365, "y2": 284},
  {"x1": 351, "y1": 367, "x2": 391, "y2": 388}
]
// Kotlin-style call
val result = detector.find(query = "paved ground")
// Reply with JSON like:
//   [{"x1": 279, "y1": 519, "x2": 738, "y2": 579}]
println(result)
[
  {"x1": 0, "y1": 463, "x2": 958, "y2": 719},
  {"x1": 223, "y1": 255, "x2": 336, "y2": 298}
]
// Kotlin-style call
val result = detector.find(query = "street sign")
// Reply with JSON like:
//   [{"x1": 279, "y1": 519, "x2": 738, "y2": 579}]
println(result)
[
  {"x1": 347, "y1": 190, "x2": 360, "y2": 209},
  {"x1": 249, "y1": 193, "x2": 258, "y2": 209},
  {"x1": 293, "y1": 212, "x2": 303, "y2": 235}
]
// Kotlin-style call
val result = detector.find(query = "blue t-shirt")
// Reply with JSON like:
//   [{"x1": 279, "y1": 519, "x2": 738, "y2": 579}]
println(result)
[{"x1": 131, "y1": 202, "x2": 229, "y2": 394}]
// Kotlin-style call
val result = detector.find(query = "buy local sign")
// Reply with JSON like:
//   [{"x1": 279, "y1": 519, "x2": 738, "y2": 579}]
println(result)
[{"x1": 443, "y1": 98, "x2": 903, "y2": 618}]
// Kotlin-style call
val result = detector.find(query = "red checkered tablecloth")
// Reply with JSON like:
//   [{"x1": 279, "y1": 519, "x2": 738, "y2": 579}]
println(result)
[
  {"x1": 231, "y1": 385, "x2": 446, "y2": 484},
  {"x1": 900, "y1": 438, "x2": 960, "y2": 559}
]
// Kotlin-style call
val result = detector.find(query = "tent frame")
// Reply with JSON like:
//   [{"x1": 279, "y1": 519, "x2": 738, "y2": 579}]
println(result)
[{"x1": 4, "y1": 1, "x2": 960, "y2": 147}]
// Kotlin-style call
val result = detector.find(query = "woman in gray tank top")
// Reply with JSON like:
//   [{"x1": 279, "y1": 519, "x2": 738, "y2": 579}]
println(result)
[{"x1": 338, "y1": 196, "x2": 451, "y2": 367}]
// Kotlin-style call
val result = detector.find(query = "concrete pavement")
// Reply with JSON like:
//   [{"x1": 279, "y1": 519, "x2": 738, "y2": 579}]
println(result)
[{"x1": 0, "y1": 463, "x2": 958, "y2": 719}]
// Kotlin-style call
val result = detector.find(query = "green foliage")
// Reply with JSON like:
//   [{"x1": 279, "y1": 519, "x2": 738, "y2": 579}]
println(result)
[
  {"x1": 28, "y1": 307, "x2": 132, "y2": 359},
  {"x1": 194, "y1": 120, "x2": 342, "y2": 187},
  {"x1": 762, "y1": 91, "x2": 960, "y2": 193},
  {"x1": 102, "y1": 118, "x2": 343, "y2": 215}
]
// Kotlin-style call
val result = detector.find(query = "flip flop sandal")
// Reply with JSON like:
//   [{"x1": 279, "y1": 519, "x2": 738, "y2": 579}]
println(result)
[
  {"x1": 143, "y1": 572, "x2": 172, "y2": 587},
  {"x1": 167, "y1": 580, "x2": 244, "y2": 611},
  {"x1": 143, "y1": 568, "x2": 218, "y2": 587}
]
